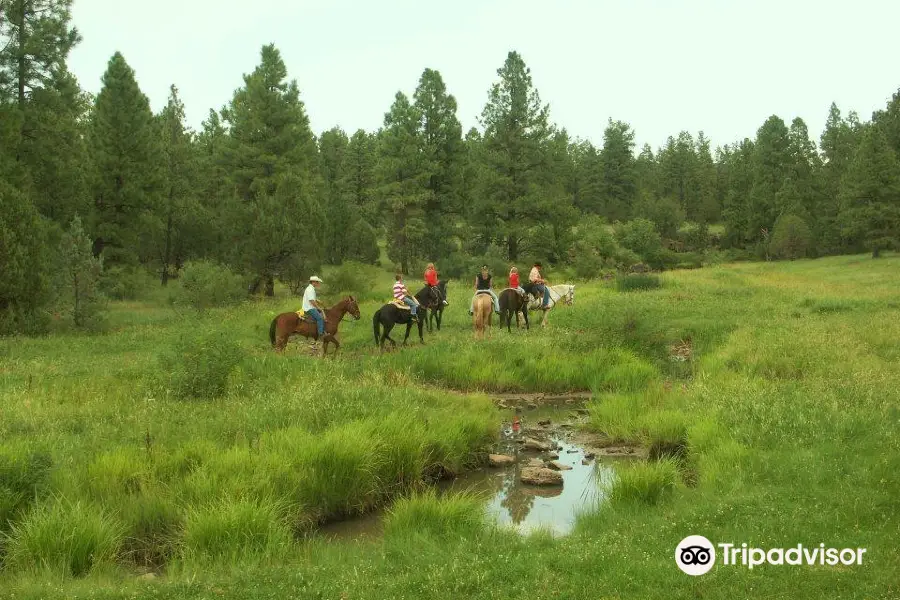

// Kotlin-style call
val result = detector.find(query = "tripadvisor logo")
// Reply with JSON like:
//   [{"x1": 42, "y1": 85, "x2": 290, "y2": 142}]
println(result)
[{"x1": 675, "y1": 536, "x2": 867, "y2": 575}]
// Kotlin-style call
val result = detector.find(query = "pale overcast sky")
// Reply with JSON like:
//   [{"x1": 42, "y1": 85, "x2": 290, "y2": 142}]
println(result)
[{"x1": 68, "y1": 0, "x2": 899, "y2": 152}]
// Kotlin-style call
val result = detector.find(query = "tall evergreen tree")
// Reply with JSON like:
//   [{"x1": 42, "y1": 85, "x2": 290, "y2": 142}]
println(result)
[
  {"x1": 413, "y1": 68, "x2": 464, "y2": 260},
  {"x1": 476, "y1": 51, "x2": 558, "y2": 260},
  {"x1": 0, "y1": 0, "x2": 80, "y2": 107},
  {"x1": 694, "y1": 132, "x2": 718, "y2": 222},
  {"x1": 87, "y1": 52, "x2": 160, "y2": 268},
  {"x1": 597, "y1": 119, "x2": 636, "y2": 221},
  {"x1": 376, "y1": 91, "x2": 428, "y2": 273},
  {"x1": 721, "y1": 138, "x2": 756, "y2": 246},
  {"x1": 220, "y1": 44, "x2": 322, "y2": 293},
  {"x1": 838, "y1": 124, "x2": 900, "y2": 257},
  {"x1": 319, "y1": 126, "x2": 355, "y2": 263},
  {"x1": 154, "y1": 85, "x2": 197, "y2": 284},
  {"x1": 344, "y1": 129, "x2": 377, "y2": 222},
  {"x1": 747, "y1": 116, "x2": 790, "y2": 243}
]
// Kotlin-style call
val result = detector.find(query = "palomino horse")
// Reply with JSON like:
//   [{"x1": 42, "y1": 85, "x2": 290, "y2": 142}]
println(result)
[
  {"x1": 498, "y1": 288, "x2": 530, "y2": 332},
  {"x1": 521, "y1": 283, "x2": 576, "y2": 327},
  {"x1": 269, "y1": 296, "x2": 361, "y2": 357},
  {"x1": 472, "y1": 292, "x2": 494, "y2": 339},
  {"x1": 372, "y1": 286, "x2": 433, "y2": 351}
]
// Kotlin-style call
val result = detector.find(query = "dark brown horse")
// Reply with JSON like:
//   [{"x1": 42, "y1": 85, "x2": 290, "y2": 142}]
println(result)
[
  {"x1": 269, "y1": 296, "x2": 361, "y2": 357},
  {"x1": 498, "y1": 288, "x2": 530, "y2": 332}
]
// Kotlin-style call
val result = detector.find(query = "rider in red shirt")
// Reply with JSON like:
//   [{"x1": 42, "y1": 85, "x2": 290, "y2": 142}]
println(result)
[{"x1": 424, "y1": 263, "x2": 447, "y2": 306}]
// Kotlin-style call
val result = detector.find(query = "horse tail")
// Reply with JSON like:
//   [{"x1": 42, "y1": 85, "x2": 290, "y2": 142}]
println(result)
[
  {"x1": 269, "y1": 316, "x2": 278, "y2": 347},
  {"x1": 372, "y1": 309, "x2": 381, "y2": 345}
]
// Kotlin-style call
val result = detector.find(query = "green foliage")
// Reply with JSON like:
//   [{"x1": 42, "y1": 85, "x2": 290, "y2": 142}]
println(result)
[
  {"x1": 173, "y1": 260, "x2": 245, "y2": 312},
  {"x1": 770, "y1": 214, "x2": 812, "y2": 259},
  {"x1": 98, "y1": 266, "x2": 157, "y2": 301},
  {"x1": 384, "y1": 490, "x2": 484, "y2": 541},
  {"x1": 838, "y1": 124, "x2": 900, "y2": 257},
  {"x1": 5, "y1": 498, "x2": 123, "y2": 577},
  {"x1": 608, "y1": 459, "x2": 680, "y2": 505},
  {"x1": 615, "y1": 218, "x2": 663, "y2": 264},
  {"x1": 616, "y1": 273, "x2": 662, "y2": 292},
  {"x1": 87, "y1": 51, "x2": 161, "y2": 268},
  {"x1": 325, "y1": 261, "x2": 381, "y2": 301},
  {"x1": 0, "y1": 181, "x2": 51, "y2": 334},
  {"x1": 0, "y1": 445, "x2": 53, "y2": 532},
  {"x1": 55, "y1": 215, "x2": 106, "y2": 329},
  {"x1": 180, "y1": 498, "x2": 292, "y2": 566},
  {"x1": 160, "y1": 328, "x2": 244, "y2": 400}
]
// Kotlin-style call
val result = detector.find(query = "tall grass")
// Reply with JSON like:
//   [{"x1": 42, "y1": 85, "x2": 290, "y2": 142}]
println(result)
[{"x1": 4, "y1": 498, "x2": 123, "y2": 577}]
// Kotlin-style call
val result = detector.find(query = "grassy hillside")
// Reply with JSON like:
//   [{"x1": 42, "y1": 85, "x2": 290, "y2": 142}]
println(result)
[{"x1": 1, "y1": 255, "x2": 899, "y2": 598}]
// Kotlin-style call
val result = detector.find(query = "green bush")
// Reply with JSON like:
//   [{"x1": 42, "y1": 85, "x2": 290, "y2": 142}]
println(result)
[
  {"x1": 325, "y1": 261, "x2": 381, "y2": 301},
  {"x1": 616, "y1": 218, "x2": 664, "y2": 264},
  {"x1": 160, "y1": 329, "x2": 244, "y2": 400},
  {"x1": 100, "y1": 266, "x2": 158, "y2": 301},
  {"x1": 770, "y1": 214, "x2": 812, "y2": 259},
  {"x1": 5, "y1": 498, "x2": 124, "y2": 576},
  {"x1": 0, "y1": 445, "x2": 53, "y2": 532},
  {"x1": 616, "y1": 273, "x2": 662, "y2": 292},
  {"x1": 609, "y1": 458, "x2": 680, "y2": 505},
  {"x1": 173, "y1": 260, "x2": 245, "y2": 311},
  {"x1": 55, "y1": 216, "x2": 107, "y2": 330}
]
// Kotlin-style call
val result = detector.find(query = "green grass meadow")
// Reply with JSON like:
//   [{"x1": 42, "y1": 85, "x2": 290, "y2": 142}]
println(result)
[{"x1": 1, "y1": 255, "x2": 899, "y2": 598}]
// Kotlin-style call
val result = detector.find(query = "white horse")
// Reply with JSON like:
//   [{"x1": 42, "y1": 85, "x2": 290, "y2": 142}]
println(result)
[{"x1": 525, "y1": 284, "x2": 575, "y2": 327}]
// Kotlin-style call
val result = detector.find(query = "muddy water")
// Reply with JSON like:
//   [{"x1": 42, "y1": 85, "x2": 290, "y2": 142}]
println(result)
[{"x1": 318, "y1": 403, "x2": 627, "y2": 541}]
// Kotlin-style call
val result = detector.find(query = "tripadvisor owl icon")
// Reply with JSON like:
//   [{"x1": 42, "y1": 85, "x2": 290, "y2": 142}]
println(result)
[{"x1": 676, "y1": 535, "x2": 716, "y2": 575}]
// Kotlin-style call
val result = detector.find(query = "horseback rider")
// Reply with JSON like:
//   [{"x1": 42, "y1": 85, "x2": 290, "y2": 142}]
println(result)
[
  {"x1": 424, "y1": 262, "x2": 448, "y2": 306},
  {"x1": 529, "y1": 262, "x2": 551, "y2": 309},
  {"x1": 469, "y1": 265, "x2": 501, "y2": 316},
  {"x1": 393, "y1": 273, "x2": 419, "y2": 322},
  {"x1": 302, "y1": 276, "x2": 327, "y2": 344},
  {"x1": 509, "y1": 266, "x2": 525, "y2": 297}
]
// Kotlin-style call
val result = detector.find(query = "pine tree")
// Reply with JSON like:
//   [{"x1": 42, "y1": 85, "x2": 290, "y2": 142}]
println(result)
[
  {"x1": 56, "y1": 215, "x2": 105, "y2": 328},
  {"x1": 219, "y1": 44, "x2": 322, "y2": 293},
  {"x1": 87, "y1": 51, "x2": 161, "y2": 268},
  {"x1": 413, "y1": 68, "x2": 464, "y2": 260},
  {"x1": 598, "y1": 119, "x2": 637, "y2": 221},
  {"x1": 747, "y1": 116, "x2": 790, "y2": 243},
  {"x1": 838, "y1": 125, "x2": 900, "y2": 257},
  {"x1": 319, "y1": 126, "x2": 355, "y2": 264},
  {"x1": 476, "y1": 51, "x2": 558, "y2": 260},
  {"x1": 0, "y1": 179, "x2": 50, "y2": 334},
  {"x1": 155, "y1": 85, "x2": 197, "y2": 284},
  {"x1": 694, "y1": 132, "x2": 718, "y2": 223},
  {"x1": 376, "y1": 91, "x2": 428, "y2": 273},
  {"x1": 0, "y1": 0, "x2": 80, "y2": 107},
  {"x1": 721, "y1": 138, "x2": 756, "y2": 246},
  {"x1": 344, "y1": 129, "x2": 377, "y2": 223}
]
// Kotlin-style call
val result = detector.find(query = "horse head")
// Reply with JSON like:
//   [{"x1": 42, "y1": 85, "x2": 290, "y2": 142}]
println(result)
[
  {"x1": 345, "y1": 295, "x2": 361, "y2": 320},
  {"x1": 563, "y1": 284, "x2": 575, "y2": 305}
]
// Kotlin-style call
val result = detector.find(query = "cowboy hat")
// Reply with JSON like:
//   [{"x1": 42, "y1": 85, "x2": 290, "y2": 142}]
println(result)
[{"x1": 309, "y1": 275, "x2": 323, "y2": 283}]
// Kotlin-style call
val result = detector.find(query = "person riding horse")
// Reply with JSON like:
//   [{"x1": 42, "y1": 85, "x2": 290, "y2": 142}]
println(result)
[
  {"x1": 424, "y1": 263, "x2": 448, "y2": 307},
  {"x1": 301, "y1": 275, "x2": 327, "y2": 350},
  {"x1": 528, "y1": 262, "x2": 551, "y2": 310},
  {"x1": 469, "y1": 265, "x2": 501, "y2": 316},
  {"x1": 393, "y1": 274, "x2": 420, "y2": 323}
]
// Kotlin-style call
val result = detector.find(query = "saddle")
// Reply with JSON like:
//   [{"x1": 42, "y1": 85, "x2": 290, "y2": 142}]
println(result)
[
  {"x1": 502, "y1": 287, "x2": 526, "y2": 297},
  {"x1": 474, "y1": 289, "x2": 493, "y2": 296},
  {"x1": 390, "y1": 299, "x2": 412, "y2": 310}
]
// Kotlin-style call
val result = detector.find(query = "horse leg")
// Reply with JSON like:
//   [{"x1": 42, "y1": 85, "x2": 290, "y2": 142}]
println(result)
[
  {"x1": 402, "y1": 321, "x2": 413, "y2": 345},
  {"x1": 523, "y1": 308, "x2": 530, "y2": 330}
]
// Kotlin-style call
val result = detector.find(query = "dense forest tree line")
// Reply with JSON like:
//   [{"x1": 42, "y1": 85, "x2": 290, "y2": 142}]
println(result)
[{"x1": 2, "y1": 0, "x2": 899, "y2": 333}]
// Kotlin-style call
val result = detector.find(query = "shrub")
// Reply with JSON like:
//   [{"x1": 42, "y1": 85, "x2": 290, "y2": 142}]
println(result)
[
  {"x1": 180, "y1": 497, "x2": 292, "y2": 565},
  {"x1": 616, "y1": 218, "x2": 664, "y2": 264},
  {"x1": 0, "y1": 445, "x2": 53, "y2": 532},
  {"x1": 160, "y1": 329, "x2": 244, "y2": 400},
  {"x1": 0, "y1": 181, "x2": 52, "y2": 335},
  {"x1": 770, "y1": 214, "x2": 812, "y2": 259},
  {"x1": 384, "y1": 490, "x2": 485, "y2": 541},
  {"x1": 100, "y1": 266, "x2": 158, "y2": 301},
  {"x1": 55, "y1": 216, "x2": 107, "y2": 330},
  {"x1": 609, "y1": 459, "x2": 680, "y2": 505},
  {"x1": 5, "y1": 498, "x2": 124, "y2": 576},
  {"x1": 173, "y1": 260, "x2": 245, "y2": 311},
  {"x1": 325, "y1": 261, "x2": 381, "y2": 301},
  {"x1": 616, "y1": 273, "x2": 662, "y2": 292}
]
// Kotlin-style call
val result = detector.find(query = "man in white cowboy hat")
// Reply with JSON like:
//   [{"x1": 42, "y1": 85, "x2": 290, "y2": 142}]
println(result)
[{"x1": 302, "y1": 276, "x2": 326, "y2": 343}]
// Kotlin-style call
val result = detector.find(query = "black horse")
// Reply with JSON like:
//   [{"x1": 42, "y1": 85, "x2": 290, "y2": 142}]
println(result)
[
  {"x1": 372, "y1": 286, "x2": 433, "y2": 350},
  {"x1": 499, "y1": 287, "x2": 530, "y2": 332},
  {"x1": 426, "y1": 280, "x2": 448, "y2": 332}
]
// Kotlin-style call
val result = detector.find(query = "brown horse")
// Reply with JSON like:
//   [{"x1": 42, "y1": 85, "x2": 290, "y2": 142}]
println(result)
[
  {"x1": 472, "y1": 292, "x2": 493, "y2": 339},
  {"x1": 498, "y1": 288, "x2": 530, "y2": 332},
  {"x1": 269, "y1": 296, "x2": 361, "y2": 357}
]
